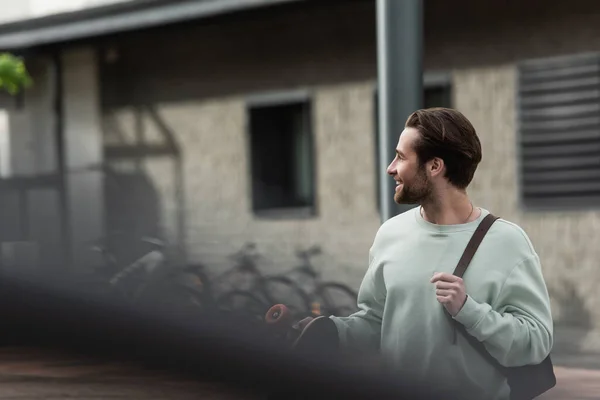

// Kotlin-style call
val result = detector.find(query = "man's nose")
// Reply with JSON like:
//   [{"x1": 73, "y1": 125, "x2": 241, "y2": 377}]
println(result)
[{"x1": 386, "y1": 160, "x2": 396, "y2": 176}]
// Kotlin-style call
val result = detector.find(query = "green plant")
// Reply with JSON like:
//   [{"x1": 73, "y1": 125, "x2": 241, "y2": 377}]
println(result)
[{"x1": 0, "y1": 53, "x2": 32, "y2": 95}]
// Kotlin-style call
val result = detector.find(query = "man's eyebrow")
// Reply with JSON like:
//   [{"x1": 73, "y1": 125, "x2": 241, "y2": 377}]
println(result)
[{"x1": 396, "y1": 149, "x2": 405, "y2": 157}]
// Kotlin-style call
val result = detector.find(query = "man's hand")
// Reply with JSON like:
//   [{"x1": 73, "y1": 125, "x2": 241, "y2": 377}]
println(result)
[{"x1": 430, "y1": 272, "x2": 467, "y2": 316}]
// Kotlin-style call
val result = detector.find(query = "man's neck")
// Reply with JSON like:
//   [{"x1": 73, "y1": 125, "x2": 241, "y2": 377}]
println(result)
[{"x1": 420, "y1": 190, "x2": 478, "y2": 225}]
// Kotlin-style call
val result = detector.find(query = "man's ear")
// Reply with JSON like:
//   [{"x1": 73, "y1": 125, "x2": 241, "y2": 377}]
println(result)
[{"x1": 429, "y1": 157, "x2": 445, "y2": 177}]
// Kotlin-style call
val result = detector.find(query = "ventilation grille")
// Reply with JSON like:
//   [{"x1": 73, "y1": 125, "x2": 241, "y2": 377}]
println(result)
[{"x1": 518, "y1": 53, "x2": 600, "y2": 209}]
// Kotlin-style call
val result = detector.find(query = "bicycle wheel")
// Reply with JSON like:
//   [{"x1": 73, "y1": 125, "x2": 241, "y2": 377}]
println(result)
[
  {"x1": 315, "y1": 283, "x2": 359, "y2": 317},
  {"x1": 216, "y1": 290, "x2": 269, "y2": 321},
  {"x1": 261, "y1": 276, "x2": 312, "y2": 319}
]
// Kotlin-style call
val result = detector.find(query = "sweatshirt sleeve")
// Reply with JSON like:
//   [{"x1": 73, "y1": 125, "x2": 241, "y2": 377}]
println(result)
[
  {"x1": 329, "y1": 249, "x2": 385, "y2": 353},
  {"x1": 452, "y1": 254, "x2": 553, "y2": 367}
]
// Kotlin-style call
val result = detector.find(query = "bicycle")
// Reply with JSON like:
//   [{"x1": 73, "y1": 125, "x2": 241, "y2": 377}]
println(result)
[
  {"x1": 282, "y1": 245, "x2": 359, "y2": 318},
  {"x1": 201, "y1": 243, "x2": 312, "y2": 321},
  {"x1": 85, "y1": 232, "x2": 208, "y2": 316},
  {"x1": 85, "y1": 232, "x2": 166, "y2": 298}
]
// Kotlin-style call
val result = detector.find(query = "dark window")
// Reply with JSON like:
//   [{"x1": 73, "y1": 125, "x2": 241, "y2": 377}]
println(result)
[
  {"x1": 374, "y1": 82, "x2": 453, "y2": 213},
  {"x1": 518, "y1": 53, "x2": 600, "y2": 210},
  {"x1": 248, "y1": 100, "x2": 315, "y2": 215}
]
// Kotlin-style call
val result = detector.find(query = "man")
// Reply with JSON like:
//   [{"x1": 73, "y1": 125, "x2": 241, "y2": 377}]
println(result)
[{"x1": 302, "y1": 108, "x2": 553, "y2": 399}]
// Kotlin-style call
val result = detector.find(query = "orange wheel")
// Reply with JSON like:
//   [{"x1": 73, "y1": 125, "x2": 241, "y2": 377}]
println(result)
[{"x1": 265, "y1": 304, "x2": 292, "y2": 326}]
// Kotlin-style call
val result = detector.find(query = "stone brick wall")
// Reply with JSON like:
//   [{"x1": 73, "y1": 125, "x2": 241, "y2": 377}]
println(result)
[{"x1": 103, "y1": 82, "x2": 381, "y2": 290}]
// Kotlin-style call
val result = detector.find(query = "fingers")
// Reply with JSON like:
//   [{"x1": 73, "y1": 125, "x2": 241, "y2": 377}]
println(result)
[
  {"x1": 433, "y1": 281, "x2": 458, "y2": 290},
  {"x1": 435, "y1": 289, "x2": 454, "y2": 297},
  {"x1": 430, "y1": 272, "x2": 461, "y2": 284}
]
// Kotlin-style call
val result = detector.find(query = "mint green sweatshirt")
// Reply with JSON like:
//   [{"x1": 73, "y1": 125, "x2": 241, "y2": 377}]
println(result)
[{"x1": 330, "y1": 207, "x2": 553, "y2": 400}]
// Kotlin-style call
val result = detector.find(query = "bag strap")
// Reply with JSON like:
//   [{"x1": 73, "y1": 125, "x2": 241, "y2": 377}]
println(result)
[
  {"x1": 452, "y1": 213, "x2": 499, "y2": 277},
  {"x1": 452, "y1": 213, "x2": 508, "y2": 374}
]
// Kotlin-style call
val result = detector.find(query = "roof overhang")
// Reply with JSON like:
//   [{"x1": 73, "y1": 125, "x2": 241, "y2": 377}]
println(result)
[{"x1": 0, "y1": 0, "x2": 303, "y2": 51}]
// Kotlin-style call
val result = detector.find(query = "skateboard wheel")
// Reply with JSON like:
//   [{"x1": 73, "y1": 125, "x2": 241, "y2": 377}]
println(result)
[{"x1": 265, "y1": 304, "x2": 292, "y2": 326}]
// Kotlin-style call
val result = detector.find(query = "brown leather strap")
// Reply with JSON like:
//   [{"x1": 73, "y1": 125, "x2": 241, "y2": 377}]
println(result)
[
  {"x1": 452, "y1": 213, "x2": 499, "y2": 278},
  {"x1": 450, "y1": 213, "x2": 503, "y2": 370}
]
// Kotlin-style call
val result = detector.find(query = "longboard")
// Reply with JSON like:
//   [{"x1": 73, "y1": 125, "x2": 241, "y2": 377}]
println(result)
[{"x1": 265, "y1": 304, "x2": 339, "y2": 354}]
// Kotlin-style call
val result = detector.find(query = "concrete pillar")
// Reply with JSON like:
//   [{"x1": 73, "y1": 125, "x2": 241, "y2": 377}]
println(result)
[
  {"x1": 0, "y1": 56, "x2": 64, "y2": 272},
  {"x1": 61, "y1": 47, "x2": 105, "y2": 272},
  {"x1": 376, "y1": 0, "x2": 423, "y2": 222}
]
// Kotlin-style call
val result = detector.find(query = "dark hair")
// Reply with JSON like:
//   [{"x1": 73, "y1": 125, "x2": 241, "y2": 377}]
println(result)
[{"x1": 405, "y1": 107, "x2": 482, "y2": 189}]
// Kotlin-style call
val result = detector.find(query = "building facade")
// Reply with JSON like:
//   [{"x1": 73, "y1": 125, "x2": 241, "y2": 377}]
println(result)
[{"x1": 1, "y1": 0, "x2": 600, "y2": 356}]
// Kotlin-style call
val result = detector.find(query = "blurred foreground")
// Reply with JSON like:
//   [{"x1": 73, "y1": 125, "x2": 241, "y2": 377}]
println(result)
[
  {"x1": 0, "y1": 271, "x2": 444, "y2": 400},
  {"x1": 0, "y1": 268, "x2": 599, "y2": 400},
  {"x1": 0, "y1": 348, "x2": 598, "y2": 400}
]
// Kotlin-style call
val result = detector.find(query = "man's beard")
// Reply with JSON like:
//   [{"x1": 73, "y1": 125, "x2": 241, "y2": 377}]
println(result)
[{"x1": 394, "y1": 164, "x2": 432, "y2": 205}]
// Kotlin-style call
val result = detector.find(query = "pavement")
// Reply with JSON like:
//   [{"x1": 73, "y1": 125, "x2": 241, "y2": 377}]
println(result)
[
  {"x1": 0, "y1": 347, "x2": 259, "y2": 400},
  {"x1": 541, "y1": 366, "x2": 600, "y2": 400},
  {"x1": 0, "y1": 347, "x2": 598, "y2": 399}
]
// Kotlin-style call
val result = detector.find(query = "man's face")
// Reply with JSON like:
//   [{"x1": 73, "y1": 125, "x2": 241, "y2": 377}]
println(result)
[{"x1": 386, "y1": 127, "x2": 432, "y2": 204}]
